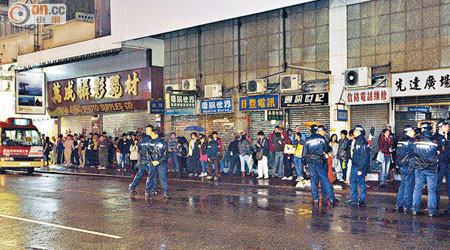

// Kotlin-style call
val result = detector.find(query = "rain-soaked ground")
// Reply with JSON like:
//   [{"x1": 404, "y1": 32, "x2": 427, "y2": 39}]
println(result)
[{"x1": 0, "y1": 172, "x2": 450, "y2": 250}]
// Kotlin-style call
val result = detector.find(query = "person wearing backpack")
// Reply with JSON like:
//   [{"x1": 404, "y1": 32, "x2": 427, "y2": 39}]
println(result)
[{"x1": 255, "y1": 131, "x2": 269, "y2": 179}]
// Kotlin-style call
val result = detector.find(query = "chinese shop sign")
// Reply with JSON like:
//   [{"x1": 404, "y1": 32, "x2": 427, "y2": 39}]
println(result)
[
  {"x1": 167, "y1": 94, "x2": 196, "y2": 108},
  {"x1": 239, "y1": 94, "x2": 279, "y2": 111},
  {"x1": 266, "y1": 110, "x2": 283, "y2": 121},
  {"x1": 200, "y1": 99, "x2": 232, "y2": 114},
  {"x1": 47, "y1": 67, "x2": 163, "y2": 116},
  {"x1": 281, "y1": 93, "x2": 328, "y2": 108},
  {"x1": 345, "y1": 87, "x2": 390, "y2": 105},
  {"x1": 392, "y1": 69, "x2": 450, "y2": 97}
]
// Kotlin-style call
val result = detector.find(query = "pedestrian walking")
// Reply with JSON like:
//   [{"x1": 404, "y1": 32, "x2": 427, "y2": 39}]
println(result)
[
  {"x1": 206, "y1": 135, "x2": 220, "y2": 180},
  {"x1": 79, "y1": 136, "x2": 88, "y2": 167},
  {"x1": 395, "y1": 125, "x2": 416, "y2": 212},
  {"x1": 168, "y1": 132, "x2": 179, "y2": 173},
  {"x1": 147, "y1": 127, "x2": 170, "y2": 199},
  {"x1": 303, "y1": 125, "x2": 337, "y2": 204},
  {"x1": 63, "y1": 135, "x2": 74, "y2": 167},
  {"x1": 345, "y1": 125, "x2": 370, "y2": 206},
  {"x1": 227, "y1": 135, "x2": 241, "y2": 176},
  {"x1": 255, "y1": 131, "x2": 269, "y2": 179},
  {"x1": 337, "y1": 130, "x2": 350, "y2": 182},
  {"x1": 118, "y1": 133, "x2": 131, "y2": 171},
  {"x1": 43, "y1": 137, "x2": 53, "y2": 167},
  {"x1": 198, "y1": 136, "x2": 208, "y2": 177},
  {"x1": 378, "y1": 129, "x2": 394, "y2": 186},
  {"x1": 271, "y1": 127, "x2": 285, "y2": 178},
  {"x1": 98, "y1": 134, "x2": 110, "y2": 170},
  {"x1": 435, "y1": 120, "x2": 450, "y2": 213},
  {"x1": 238, "y1": 134, "x2": 252, "y2": 177},
  {"x1": 411, "y1": 122, "x2": 441, "y2": 217}
]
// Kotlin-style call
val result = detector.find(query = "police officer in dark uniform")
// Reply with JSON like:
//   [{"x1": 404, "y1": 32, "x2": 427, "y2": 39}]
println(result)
[
  {"x1": 129, "y1": 125, "x2": 157, "y2": 196},
  {"x1": 411, "y1": 122, "x2": 441, "y2": 217},
  {"x1": 395, "y1": 125, "x2": 416, "y2": 212},
  {"x1": 303, "y1": 125, "x2": 337, "y2": 204},
  {"x1": 147, "y1": 127, "x2": 171, "y2": 199},
  {"x1": 345, "y1": 125, "x2": 370, "y2": 206},
  {"x1": 435, "y1": 120, "x2": 450, "y2": 213}
]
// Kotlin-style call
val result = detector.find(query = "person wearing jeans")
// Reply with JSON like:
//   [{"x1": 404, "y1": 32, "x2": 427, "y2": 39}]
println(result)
[
  {"x1": 206, "y1": 135, "x2": 220, "y2": 180},
  {"x1": 272, "y1": 130, "x2": 285, "y2": 178},
  {"x1": 378, "y1": 129, "x2": 393, "y2": 186},
  {"x1": 167, "y1": 132, "x2": 179, "y2": 172},
  {"x1": 118, "y1": 133, "x2": 131, "y2": 171},
  {"x1": 198, "y1": 136, "x2": 208, "y2": 177},
  {"x1": 238, "y1": 134, "x2": 252, "y2": 176},
  {"x1": 255, "y1": 131, "x2": 269, "y2": 179},
  {"x1": 292, "y1": 132, "x2": 304, "y2": 181}
]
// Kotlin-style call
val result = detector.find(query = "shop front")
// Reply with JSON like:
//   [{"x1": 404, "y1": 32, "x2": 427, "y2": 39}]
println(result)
[
  {"x1": 345, "y1": 87, "x2": 391, "y2": 172},
  {"x1": 199, "y1": 98, "x2": 234, "y2": 148},
  {"x1": 48, "y1": 67, "x2": 164, "y2": 137},
  {"x1": 281, "y1": 92, "x2": 329, "y2": 136},
  {"x1": 165, "y1": 93, "x2": 198, "y2": 138},
  {"x1": 239, "y1": 94, "x2": 281, "y2": 138},
  {"x1": 392, "y1": 69, "x2": 450, "y2": 135}
]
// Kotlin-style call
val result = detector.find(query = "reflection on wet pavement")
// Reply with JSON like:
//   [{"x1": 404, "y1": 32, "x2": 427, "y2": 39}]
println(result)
[{"x1": 0, "y1": 172, "x2": 449, "y2": 249}]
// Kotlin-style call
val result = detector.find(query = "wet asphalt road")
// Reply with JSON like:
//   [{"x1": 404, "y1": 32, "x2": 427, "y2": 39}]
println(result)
[{"x1": 1, "y1": 172, "x2": 450, "y2": 250}]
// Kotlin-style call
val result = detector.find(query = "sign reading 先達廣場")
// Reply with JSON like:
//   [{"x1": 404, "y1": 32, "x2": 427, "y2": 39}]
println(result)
[{"x1": 392, "y1": 69, "x2": 450, "y2": 97}]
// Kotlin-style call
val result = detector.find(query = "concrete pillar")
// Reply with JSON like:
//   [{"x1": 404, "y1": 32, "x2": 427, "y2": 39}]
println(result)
[{"x1": 329, "y1": 0, "x2": 349, "y2": 134}]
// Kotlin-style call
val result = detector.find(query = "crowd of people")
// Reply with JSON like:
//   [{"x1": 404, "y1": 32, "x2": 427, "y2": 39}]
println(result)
[{"x1": 39, "y1": 120, "x2": 450, "y2": 216}]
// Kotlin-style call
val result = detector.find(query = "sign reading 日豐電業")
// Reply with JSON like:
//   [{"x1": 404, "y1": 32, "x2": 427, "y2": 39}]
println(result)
[
  {"x1": 239, "y1": 94, "x2": 279, "y2": 111},
  {"x1": 200, "y1": 99, "x2": 232, "y2": 114}
]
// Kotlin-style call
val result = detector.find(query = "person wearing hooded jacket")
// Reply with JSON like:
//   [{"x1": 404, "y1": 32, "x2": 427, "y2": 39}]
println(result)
[
  {"x1": 345, "y1": 125, "x2": 370, "y2": 206},
  {"x1": 394, "y1": 125, "x2": 416, "y2": 212}
]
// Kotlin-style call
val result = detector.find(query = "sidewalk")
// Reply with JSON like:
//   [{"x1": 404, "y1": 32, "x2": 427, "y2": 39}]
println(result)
[{"x1": 35, "y1": 165, "x2": 403, "y2": 196}]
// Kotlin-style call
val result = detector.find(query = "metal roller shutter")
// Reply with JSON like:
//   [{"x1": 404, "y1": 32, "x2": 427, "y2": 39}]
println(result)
[
  {"x1": 102, "y1": 111, "x2": 157, "y2": 138},
  {"x1": 350, "y1": 104, "x2": 389, "y2": 172},
  {"x1": 288, "y1": 106, "x2": 330, "y2": 136},
  {"x1": 200, "y1": 114, "x2": 235, "y2": 150},
  {"x1": 61, "y1": 115, "x2": 92, "y2": 135},
  {"x1": 249, "y1": 112, "x2": 282, "y2": 139},
  {"x1": 171, "y1": 115, "x2": 198, "y2": 139}
]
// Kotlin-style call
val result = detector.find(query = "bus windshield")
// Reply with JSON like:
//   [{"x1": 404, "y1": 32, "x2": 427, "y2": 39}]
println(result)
[{"x1": 1, "y1": 128, "x2": 42, "y2": 146}]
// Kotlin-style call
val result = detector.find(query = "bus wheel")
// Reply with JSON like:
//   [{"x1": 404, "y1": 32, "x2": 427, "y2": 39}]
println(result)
[
  {"x1": 27, "y1": 168, "x2": 34, "y2": 175},
  {"x1": 0, "y1": 168, "x2": 6, "y2": 174}
]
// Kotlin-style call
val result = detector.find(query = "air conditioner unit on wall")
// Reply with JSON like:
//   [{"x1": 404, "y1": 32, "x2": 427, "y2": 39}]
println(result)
[
  {"x1": 204, "y1": 84, "x2": 222, "y2": 98},
  {"x1": 344, "y1": 67, "x2": 372, "y2": 88},
  {"x1": 165, "y1": 84, "x2": 180, "y2": 93},
  {"x1": 246, "y1": 79, "x2": 267, "y2": 94},
  {"x1": 280, "y1": 74, "x2": 301, "y2": 92},
  {"x1": 181, "y1": 79, "x2": 197, "y2": 91}
]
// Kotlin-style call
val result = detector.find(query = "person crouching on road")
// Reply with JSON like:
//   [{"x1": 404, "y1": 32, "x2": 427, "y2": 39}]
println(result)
[
  {"x1": 147, "y1": 127, "x2": 171, "y2": 199},
  {"x1": 345, "y1": 125, "x2": 370, "y2": 207},
  {"x1": 394, "y1": 125, "x2": 416, "y2": 212},
  {"x1": 411, "y1": 122, "x2": 441, "y2": 217},
  {"x1": 129, "y1": 125, "x2": 158, "y2": 196},
  {"x1": 303, "y1": 125, "x2": 337, "y2": 204}
]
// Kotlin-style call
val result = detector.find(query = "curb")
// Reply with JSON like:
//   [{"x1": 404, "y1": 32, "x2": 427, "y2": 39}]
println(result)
[{"x1": 35, "y1": 170, "x2": 402, "y2": 198}]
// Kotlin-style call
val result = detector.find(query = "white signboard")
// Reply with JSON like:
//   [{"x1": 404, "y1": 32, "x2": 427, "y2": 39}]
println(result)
[
  {"x1": 344, "y1": 87, "x2": 391, "y2": 105},
  {"x1": 392, "y1": 69, "x2": 450, "y2": 97}
]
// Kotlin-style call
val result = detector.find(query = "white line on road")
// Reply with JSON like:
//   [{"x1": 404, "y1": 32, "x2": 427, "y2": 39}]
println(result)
[{"x1": 0, "y1": 214, "x2": 122, "y2": 239}]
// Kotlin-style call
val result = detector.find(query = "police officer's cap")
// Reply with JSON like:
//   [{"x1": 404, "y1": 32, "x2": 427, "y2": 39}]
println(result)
[
  {"x1": 420, "y1": 122, "x2": 432, "y2": 131},
  {"x1": 403, "y1": 125, "x2": 414, "y2": 133},
  {"x1": 317, "y1": 125, "x2": 328, "y2": 132},
  {"x1": 310, "y1": 124, "x2": 318, "y2": 132},
  {"x1": 437, "y1": 120, "x2": 449, "y2": 128},
  {"x1": 353, "y1": 125, "x2": 365, "y2": 132}
]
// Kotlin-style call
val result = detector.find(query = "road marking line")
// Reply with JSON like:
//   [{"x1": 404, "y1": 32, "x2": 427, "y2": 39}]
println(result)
[{"x1": 0, "y1": 214, "x2": 122, "y2": 239}]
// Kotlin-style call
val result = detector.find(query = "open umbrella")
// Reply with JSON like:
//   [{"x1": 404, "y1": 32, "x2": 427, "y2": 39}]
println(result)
[
  {"x1": 184, "y1": 126, "x2": 206, "y2": 132},
  {"x1": 303, "y1": 122, "x2": 323, "y2": 128}
]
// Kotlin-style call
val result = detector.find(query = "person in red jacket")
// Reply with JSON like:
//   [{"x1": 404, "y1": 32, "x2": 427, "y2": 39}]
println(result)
[{"x1": 378, "y1": 128, "x2": 394, "y2": 186}]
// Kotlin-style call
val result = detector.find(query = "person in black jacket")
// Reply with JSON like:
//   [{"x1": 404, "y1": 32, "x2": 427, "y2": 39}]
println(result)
[
  {"x1": 411, "y1": 122, "x2": 441, "y2": 217},
  {"x1": 227, "y1": 135, "x2": 241, "y2": 176},
  {"x1": 345, "y1": 125, "x2": 370, "y2": 206},
  {"x1": 118, "y1": 133, "x2": 131, "y2": 171},
  {"x1": 147, "y1": 127, "x2": 170, "y2": 199},
  {"x1": 337, "y1": 130, "x2": 350, "y2": 181},
  {"x1": 395, "y1": 125, "x2": 416, "y2": 212},
  {"x1": 435, "y1": 120, "x2": 450, "y2": 212},
  {"x1": 303, "y1": 125, "x2": 337, "y2": 204},
  {"x1": 255, "y1": 131, "x2": 270, "y2": 179}
]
